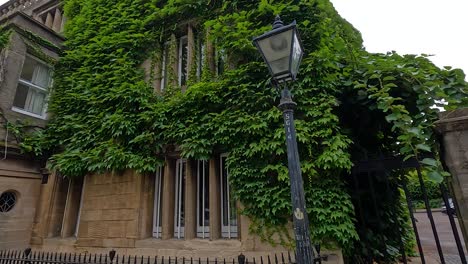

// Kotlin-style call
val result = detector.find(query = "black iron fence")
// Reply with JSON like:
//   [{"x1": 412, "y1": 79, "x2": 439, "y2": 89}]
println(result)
[
  {"x1": 348, "y1": 155, "x2": 467, "y2": 264},
  {"x1": 0, "y1": 248, "x2": 326, "y2": 264}
]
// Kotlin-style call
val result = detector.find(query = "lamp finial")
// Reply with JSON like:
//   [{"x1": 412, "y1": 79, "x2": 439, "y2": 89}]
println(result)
[{"x1": 272, "y1": 15, "x2": 284, "y2": 29}]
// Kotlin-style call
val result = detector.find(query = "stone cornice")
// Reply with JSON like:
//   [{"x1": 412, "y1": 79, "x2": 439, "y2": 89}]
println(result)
[
  {"x1": 0, "y1": 0, "x2": 47, "y2": 20},
  {"x1": 435, "y1": 108, "x2": 468, "y2": 133},
  {"x1": 0, "y1": 11, "x2": 65, "y2": 51}
]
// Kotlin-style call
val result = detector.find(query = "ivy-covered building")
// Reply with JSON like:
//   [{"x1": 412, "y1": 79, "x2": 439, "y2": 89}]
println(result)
[
  {"x1": 0, "y1": 0, "x2": 64, "y2": 249},
  {"x1": 1, "y1": 0, "x2": 467, "y2": 262},
  {"x1": 2, "y1": 0, "x2": 334, "y2": 260}
]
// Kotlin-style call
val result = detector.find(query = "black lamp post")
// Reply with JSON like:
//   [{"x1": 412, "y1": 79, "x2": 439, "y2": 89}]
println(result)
[{"x1": 253, "y1": 16, "x2": 314, "y2": 264}]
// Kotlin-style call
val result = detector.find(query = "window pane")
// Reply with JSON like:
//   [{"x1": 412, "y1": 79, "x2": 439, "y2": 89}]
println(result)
[
  {"x1": 13, "y1": 83, "x2": 29, "y2": 109},
  {"x1": 30, "y1": 90, "x2": 46, "y2": 115},
  {"x1": 20, "y1": 57, "x2": 35, "y2": 82},
  {"x1": 174, "y1": 159, "x2": 186, "y2": 238},
  {"x1": 161, "y1": 43, "x2": 169, "y2": 91},
  {"x1": 21, "y1": 57, "x2": 51, "y2": 88},
  {"x1": 197, "y1": 36, "x2": 205, "y2": 79},
  {"x1": 153, "y1": 167, "x2": 163, "y2": 238},
  {"x1": 220, "y1": 155, "x2": 238, "y2": 238},
  {"x1": 197, "y1": 160, "x2": 210, "y2": 238},
  {"x1": 179, "y1": 37, "x2": 188, "y2": 86},
  {"x1": 221, "y1": 156, "x2": 229, "y2": 226}
]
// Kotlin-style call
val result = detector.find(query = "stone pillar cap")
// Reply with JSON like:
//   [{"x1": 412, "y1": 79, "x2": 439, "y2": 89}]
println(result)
[{"x1": 434, "y1": 108, "x2": 468, "y2": 133}]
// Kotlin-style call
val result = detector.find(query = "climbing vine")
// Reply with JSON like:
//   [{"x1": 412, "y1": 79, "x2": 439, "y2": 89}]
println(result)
[
  {"x1": 0, "y1": 28, "x2": 11, "y2": 84},
  {"x1": 19, "y1": 0, "x2": 467, "y2": 259},
  {"x1": 0, "y1": 28, "x2": 10, "y2": 49}
]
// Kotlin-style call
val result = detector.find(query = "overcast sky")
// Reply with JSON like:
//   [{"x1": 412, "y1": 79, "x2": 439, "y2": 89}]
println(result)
[
  {"x1": 330, "y1": 0, "x2": 468, "y2": 77},
  {"x1": 1, "y1": 0, "x2": 467, "y2": 77}
]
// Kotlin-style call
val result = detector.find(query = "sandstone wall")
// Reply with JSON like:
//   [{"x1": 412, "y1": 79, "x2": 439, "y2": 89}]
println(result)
[{"x1": 0, "y1": 158, "x2": 42, "y2": 250}]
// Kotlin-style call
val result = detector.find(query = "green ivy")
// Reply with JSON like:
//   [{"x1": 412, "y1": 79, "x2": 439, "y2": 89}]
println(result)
[
  {"x1": 0, "y1": 28, "x2": 11, "y2": 50},
  {"x1": 18, "y1": 0, "x2": 467, "y2": 257}
]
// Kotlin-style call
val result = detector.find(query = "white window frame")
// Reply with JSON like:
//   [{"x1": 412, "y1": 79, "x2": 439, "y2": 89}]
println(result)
[
  {"x1": 220, "y1": 153, "x2": 238, "y2": 238},
  {"x1": 152, "y1": 167, "x2": 163, "y2": 238},
  {"x1": 196, "y1": 160, "x2": 210, "y2": 238},
  {"x1": 178, "y1": 36, "x2": 188, "y2": 86},
  {"x1": 174, "y1": 159, "x2": 186, "y2": 239},
  {"x1": 12, "y1": 54, "x2": 52, "y2": 119}
]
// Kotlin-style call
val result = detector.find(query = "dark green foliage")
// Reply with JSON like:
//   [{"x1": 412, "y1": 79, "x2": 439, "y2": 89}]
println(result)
[
  {"x1": 345, "y1": 173, "x2": 416, "y2": 263},
  {"x1": 0, "y1": 28, "x2": 10, "y2": 50},
  {"x1": 406, "y1": 169, "x2": 443, "y2": 209},
  {"x1": 18, "y1": 0, "x2": 467, "y2": 258}
]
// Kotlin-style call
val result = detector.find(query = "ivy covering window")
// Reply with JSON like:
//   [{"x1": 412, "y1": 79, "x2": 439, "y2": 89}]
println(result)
[
  {"x1": 178, "y1": 36, "x2": 188, "y2": 86},
  {"x1": 12, "y1": 55, "x2": 52, "y2": 117},
  {"x1": 196, "y1": 35, "x2": 205, "y2": 80},
  {"x1": 160, "y1": 42, "x2": 170, "y2": 91}
]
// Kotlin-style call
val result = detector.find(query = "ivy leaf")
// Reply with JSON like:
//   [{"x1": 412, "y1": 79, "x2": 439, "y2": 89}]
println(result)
[
  {"x1": 420, "y1": 158, "x2": 437, "y2": 167},
  {"x1": 385, "y1": 113, "x2": 399, "y2": 122},
  {"x1": 383, "y1": 76, "x2": 396, "y2": 81},
  {"x1": 416, "y1": 144, "x2": 431, "y2": 152},
  {"x1": 427, "y1": 170, "x2": 443, "y2": 183},
  {"x1": 408, "y1": 127, "x2": 421, "y2": 136}
]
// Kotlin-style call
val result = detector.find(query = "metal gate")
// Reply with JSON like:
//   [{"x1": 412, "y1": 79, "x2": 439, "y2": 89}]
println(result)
[{"x1": 348, "y1": 155, "x2": 467, "y2": 264}]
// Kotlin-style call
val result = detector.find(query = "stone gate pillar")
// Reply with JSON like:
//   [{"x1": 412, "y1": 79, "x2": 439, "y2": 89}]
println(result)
[{"x1": 435, "y1": 108, "x2": 468, "y2": 247}]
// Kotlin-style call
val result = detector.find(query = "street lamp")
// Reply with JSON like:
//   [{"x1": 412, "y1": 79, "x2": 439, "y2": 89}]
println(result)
[{"x1": 253, "y1": 16, "x2": 315, "y2": 264}]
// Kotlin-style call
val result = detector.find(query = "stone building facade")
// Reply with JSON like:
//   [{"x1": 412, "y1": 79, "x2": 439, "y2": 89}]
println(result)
[
  {"x1": 0, "y1": 1, "x2": 345, "y2": 262},
  {"x1": 0, "y1": 0, "x2": 64, "y2": 250}
]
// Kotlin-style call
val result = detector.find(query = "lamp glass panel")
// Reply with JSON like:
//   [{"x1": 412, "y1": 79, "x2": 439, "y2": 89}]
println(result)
[
  {"x1": 257, "y1": 29, "x2": 293, "y2": 76},
  {"x1": 290, "y1": 33, "x2": 303, "y2": 78}
]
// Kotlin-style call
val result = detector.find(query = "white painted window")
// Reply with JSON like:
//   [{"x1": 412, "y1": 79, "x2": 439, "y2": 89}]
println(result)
[
  {"x1": 178, "y1": 36, "x2": 188, "y2": 86},
  {"x1": 12, "y1": 55, "x2": 52, "y2": 118},
  {"x1": 196, "y1": 160, "x2": 210, "y2": 238},
  {"x1": 220, "y1": 154, "x2": 238, "y2": 238},
  {"x1": 152, "y1": 167, "x2": 163, "y2": 238},
  {"x1": 174, "y1": 159, "x2": 186, "y2": 238}
]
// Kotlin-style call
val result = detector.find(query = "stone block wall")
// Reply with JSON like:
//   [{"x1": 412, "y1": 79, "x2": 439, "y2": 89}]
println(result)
[
  {"x1": 77, "y1": 171, "x2": 145, "y2": 248},
  {"x1": 0, "y1": 158, "x2": 42, "y2": 250}
]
